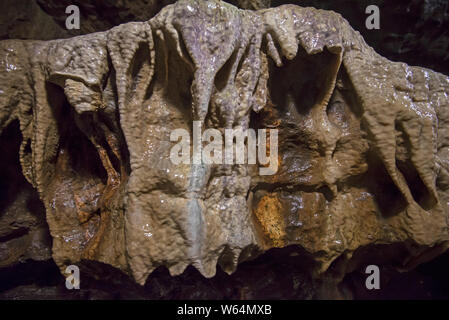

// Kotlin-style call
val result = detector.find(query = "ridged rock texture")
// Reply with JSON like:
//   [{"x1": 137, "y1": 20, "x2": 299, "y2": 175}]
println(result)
[{"x1": 1, "y1": 0, "x2": 449, "y2": 295}]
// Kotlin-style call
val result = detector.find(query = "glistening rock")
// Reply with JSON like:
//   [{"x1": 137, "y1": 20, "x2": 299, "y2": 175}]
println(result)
[{"x1": 1, "y1": 0, "x2": 449, "y2": 287}]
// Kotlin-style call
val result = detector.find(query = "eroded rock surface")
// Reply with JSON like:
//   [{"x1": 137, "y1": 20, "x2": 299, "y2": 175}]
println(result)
[{"x1": 1, "y1": 0, "x2": 449, "y2": 292}]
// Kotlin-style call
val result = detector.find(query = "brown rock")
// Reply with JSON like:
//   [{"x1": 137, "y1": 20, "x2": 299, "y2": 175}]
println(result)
[{"x1": 0, "y1": 0, "x2": 448, "y2": 292}]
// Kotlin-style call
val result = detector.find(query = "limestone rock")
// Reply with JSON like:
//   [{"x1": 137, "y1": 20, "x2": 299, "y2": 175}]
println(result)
[{"x1": 1, "y1": 0, "x2": 449, "y2": 289}]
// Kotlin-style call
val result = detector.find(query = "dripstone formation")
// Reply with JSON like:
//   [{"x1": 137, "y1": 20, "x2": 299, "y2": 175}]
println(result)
[{"x1": 1, "y1": 0, "x2": 449, "y2": 295}]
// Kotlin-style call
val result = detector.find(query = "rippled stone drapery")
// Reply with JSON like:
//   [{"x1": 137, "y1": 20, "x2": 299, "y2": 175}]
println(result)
[{"x1": 1, "y1": 0, "x2": 449, "y2": 286}]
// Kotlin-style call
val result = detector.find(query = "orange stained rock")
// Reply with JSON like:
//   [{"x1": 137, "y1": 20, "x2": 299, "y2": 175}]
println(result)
[{"x1": 253, "y1": 193, "x2": 286, "y2": 248}]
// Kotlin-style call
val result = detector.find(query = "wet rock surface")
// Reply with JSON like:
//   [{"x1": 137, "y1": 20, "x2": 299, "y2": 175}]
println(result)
[
  {"x1": 2, "y1": 1, "x2": 448, "y2": 75},
  {"x1": 1, "y1": 0, "x2": 449, "y2": 299}
]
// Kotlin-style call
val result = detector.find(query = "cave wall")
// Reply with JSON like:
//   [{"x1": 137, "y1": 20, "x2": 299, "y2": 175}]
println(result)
[{"x1": 1, "y1": 0, "x2": 449, "y2": 299}]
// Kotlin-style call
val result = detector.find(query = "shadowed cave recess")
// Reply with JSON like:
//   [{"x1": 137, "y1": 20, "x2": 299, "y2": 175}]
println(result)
[{"x1": 1, "y1": 0, "x2": 449, "y2": 300}]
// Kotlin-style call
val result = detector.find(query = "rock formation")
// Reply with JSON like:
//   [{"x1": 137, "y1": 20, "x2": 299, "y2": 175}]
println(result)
[{"x1": 1, "y1": 0, "x2": 449, "y2": 295}]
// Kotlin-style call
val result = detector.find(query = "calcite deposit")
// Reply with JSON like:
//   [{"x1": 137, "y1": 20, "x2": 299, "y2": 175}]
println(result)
[{"x1": 1, "y1": 0, "x2": 449, "y2": 289}]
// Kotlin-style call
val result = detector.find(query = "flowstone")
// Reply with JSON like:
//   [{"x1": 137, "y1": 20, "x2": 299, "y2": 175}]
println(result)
[{"x1": 1, "y1": 0, "x2": 449, "y2": 288}]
